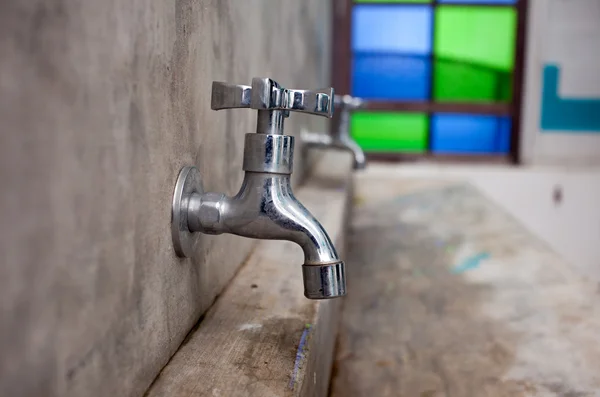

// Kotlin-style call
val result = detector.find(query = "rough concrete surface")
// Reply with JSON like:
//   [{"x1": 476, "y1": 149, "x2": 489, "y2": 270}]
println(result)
[
  {"x1": 0, "y1": 1, "x2": 331, "y2": 396},
  {"x1": 331, "y1": 177, "x2": 600, "y2": 397}
]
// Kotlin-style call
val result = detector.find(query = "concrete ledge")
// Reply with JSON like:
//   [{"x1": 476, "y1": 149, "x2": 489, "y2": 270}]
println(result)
[
  {"x1": 146, "y1": 152, "x2": 353, "y2": 397},
  {"x1": 332, "y1": 176, "x2": 600, "y2": 396}
]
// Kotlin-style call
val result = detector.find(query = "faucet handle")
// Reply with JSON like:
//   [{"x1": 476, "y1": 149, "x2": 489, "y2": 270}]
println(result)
[
  {"x1": 211, "y1": 78, "x2": 334, "y2": 119},
  {"x1": 211, "y1": 82, "x2": 252, "y2": 110},
  {"x1": 334, "y1": 94, "x2": 364, "y2": 110},
  {"x1": 250, "y1": 78, "x2": 334, "y2": 118}
]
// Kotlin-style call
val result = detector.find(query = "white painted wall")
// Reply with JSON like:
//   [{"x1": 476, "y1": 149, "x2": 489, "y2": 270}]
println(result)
[
  {"x1": 361, "y1": 164, "x2": 600, "y2": 281},
  {"x1": 520, "y1": 0, "x2": 600, "y2": 166}
]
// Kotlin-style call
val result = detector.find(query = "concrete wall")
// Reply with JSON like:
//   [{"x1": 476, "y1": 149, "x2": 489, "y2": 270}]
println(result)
[
  {"x1": 521, "y1": 0, "x2": 600, "y2": 166},
  {"x1": 0, "y1": 1, "x2": 331, "y2": 396}
]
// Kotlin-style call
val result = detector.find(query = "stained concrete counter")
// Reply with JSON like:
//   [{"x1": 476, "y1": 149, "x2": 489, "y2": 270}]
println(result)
[{"x1": 331, "y1": 176, "x2": 600, "y2": 397}]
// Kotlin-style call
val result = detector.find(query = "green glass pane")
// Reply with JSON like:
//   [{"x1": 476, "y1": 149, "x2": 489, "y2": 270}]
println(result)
[
  {"x1": 351, "y1": 112, "x2": 428, "y2": 152},
  {"x1": 498, "y1": 73, "x2": 513, "y2": 100},
  {"x1": 355, "y1": 0, "x2": 431, "y2": 3},
  {"x1": 435, "y1": 59, "x2": 512, "y2": 102},
  {"x1": 435, "y1": 6, "x2": 517, "y2": 71},
  {"x1": 434, "y1": 6, "x2": 517, "y2": 102}
]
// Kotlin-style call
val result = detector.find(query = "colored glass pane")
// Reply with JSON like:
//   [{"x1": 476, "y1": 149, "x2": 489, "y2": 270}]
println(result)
[
  {"x1": 431, "y1": 114, "x2": 511, "y2": 153},
  {"x1": 435, "y1": 6, "x2": 517, "y2": 70},
  {"x1": 352, "y1": 5, "x2": 432, "y2": 54},
  {"x1": 440, "y1": 0, "x2": 516, "y2": 3},
  {"x1": 438, "y1": 0, "x2": 517, "y2": 4},
  {"x1": 353, "y1": 54, "x2": 430, "y2": 100},
  {"x1": 351, "y1": 112, "x2": 428, "y2": 152},
  {"x1": 434, "y1": 59, "x2": 512, "y2": 101},
  {"x1": 356, "y1": 0, "x2": 431, "y2": 3},
  {"x1": 434, "y1": 6, "x2": 516, "y2": 102}
]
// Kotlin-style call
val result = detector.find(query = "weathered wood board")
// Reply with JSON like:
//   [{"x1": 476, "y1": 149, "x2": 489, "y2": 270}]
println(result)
[
  {"x1": 331, "y1": 176, "x2": 600, "y2": 397},
  {"x1": 146, "y1": 153, "x2": 352, "y2": 397}
]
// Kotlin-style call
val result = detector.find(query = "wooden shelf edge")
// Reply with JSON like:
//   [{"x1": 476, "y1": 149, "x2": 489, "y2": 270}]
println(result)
[
  {"x1": 366, "y1": 152, "x2": 513, "y2": 164},
  {"x1": 363, "y1": 101, "x2": 513, "y2": 116}
]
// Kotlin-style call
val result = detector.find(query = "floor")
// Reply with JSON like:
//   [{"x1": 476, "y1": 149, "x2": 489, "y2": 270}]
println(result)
[{"x1": 330, "y1": 174, "x2": 600, "y2": 397}]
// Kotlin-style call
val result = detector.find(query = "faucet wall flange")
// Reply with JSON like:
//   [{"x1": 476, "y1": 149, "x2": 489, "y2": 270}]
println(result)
[{"x1": 171, "y1": 166, "x2": 204, "y2": 257}]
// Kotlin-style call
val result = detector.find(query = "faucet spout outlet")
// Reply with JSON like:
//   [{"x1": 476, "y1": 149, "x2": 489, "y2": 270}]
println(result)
[{"x1": 171, "y1": 77, "x2": 347, "y2": 300}]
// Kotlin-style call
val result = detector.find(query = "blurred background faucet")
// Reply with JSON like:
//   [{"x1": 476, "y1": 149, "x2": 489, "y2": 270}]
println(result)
[{"x1": 302, "y1": 94, "x2": 367, "y2": 170}]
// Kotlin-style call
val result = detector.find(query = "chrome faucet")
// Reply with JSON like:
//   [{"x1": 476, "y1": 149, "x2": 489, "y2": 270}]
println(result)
[
  {"x1": 171, "y1": 78, "x2": 346, "y2": 299},
  {"x1": 302, "y1": 94, "x2": 366, "y2": 169}
]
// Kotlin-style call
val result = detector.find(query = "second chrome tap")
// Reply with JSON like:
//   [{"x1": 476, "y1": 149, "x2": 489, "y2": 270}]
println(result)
[{"x1": 302, "y1": 94, "x2": 367, "y2": 170}]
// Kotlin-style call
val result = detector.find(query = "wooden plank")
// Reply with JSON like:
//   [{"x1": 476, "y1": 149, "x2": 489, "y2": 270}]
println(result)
[
  {"x1": 0, "y1": 1, "x2": 332, "y2": 396},
  {"x1": 365, "y1": 152, "x2": 511, "y2": 165},
  {"x1": 363, "y1": 101, "x2": 512, "y2": 116},
  {"x1": 332, "y1": 175, "x2": 600, "y2": 396},
  {"x1": 355, "y1": 2, "x2": 518, "y2": 7},
  {"x1": 509, "y1": 0, "x2": 530, "y2": 164},
  {"x1": 146, "y1": 152, "x2": 353, "y2": 397}
]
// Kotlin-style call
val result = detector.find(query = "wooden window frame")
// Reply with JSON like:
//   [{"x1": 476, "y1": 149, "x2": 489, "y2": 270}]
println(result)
[{"x1": 331, "y1": 0, "x2": 529, "y2": 164}]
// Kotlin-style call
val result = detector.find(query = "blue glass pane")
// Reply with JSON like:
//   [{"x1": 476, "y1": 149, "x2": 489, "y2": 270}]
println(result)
[
  {"x1": 352, "y1": 54, "x2": 430, "y2": 100},
  {"x1": 439, "y1": 0, "x2": 516, "y2": 3},
  {"x1": 352, "y1": 5, "x2": 432, "y2": 54},
  {"x1": 497, "y1": 117, "x2": 511, "y2": 152},
  {"x1": 431, "y1": 114, "x2": 512, "y2": 153}
]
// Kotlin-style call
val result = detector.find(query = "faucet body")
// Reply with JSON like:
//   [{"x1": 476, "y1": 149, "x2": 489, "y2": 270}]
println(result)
[
  {"x1": 302, "y1": 94, "x2": 366, "y2": 169},
  {"x1": 171, "y1": 78, "x2": 346, "y2": 299},
  {"x1": 188, "y1": 173, "x2": 339, "y2": 265}
]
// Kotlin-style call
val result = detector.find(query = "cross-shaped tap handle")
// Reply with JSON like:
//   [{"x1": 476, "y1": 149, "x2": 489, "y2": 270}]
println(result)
[{"x1": 211, "y1": 77, "x2": 334, "y2": 119}]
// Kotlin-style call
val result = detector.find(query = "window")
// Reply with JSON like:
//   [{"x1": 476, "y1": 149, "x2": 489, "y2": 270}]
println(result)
[{"x1": 335, "y1": 0, "x2": 527, "y2": 160}]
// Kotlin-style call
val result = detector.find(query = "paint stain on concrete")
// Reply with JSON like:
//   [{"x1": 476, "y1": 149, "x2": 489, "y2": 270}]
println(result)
[{"x1": 452, "y1": 252, "x2": 491, "y2": 274}]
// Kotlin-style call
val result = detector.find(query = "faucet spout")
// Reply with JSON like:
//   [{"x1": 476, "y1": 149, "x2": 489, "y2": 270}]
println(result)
[
  {"x1": 343, "y1": 136, "x2": 367, "y2": 170},
  {"x1": 302, "y1": 131, "x2": 366, "y2": 169},
  {"x1": 187, "y1": 171, "x2": 346, "y2": 299}
]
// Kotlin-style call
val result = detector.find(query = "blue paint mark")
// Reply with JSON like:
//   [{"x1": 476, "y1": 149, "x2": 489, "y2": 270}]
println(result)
[
  {"x1": 541, "y1": 64, "x2": 600, "y2": 132},
  {"x1": 452, "y1": 252, "x2": 491, "y2": 274},
  {"x1": 289, "y1": 324, "x2": 311, "y2": 390}
]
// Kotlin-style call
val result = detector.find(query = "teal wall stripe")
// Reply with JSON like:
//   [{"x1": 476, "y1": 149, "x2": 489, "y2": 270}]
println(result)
[{"x1": 540, "y1": 64, "x2": 600, "y2": 133}]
